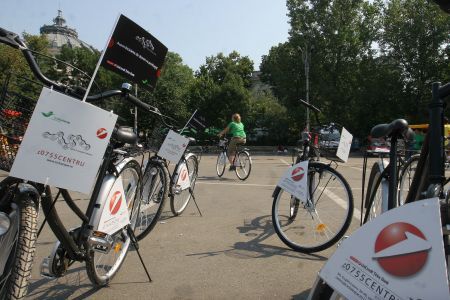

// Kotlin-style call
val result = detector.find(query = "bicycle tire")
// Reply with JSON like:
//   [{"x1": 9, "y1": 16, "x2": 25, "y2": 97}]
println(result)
[
  {"x1": 135, "y1": 158, "x2": 169, "y2": 240},
  {"x1": 85, "y1": 160, "x2": 142, "y2": 286},
  {"x1": 0, "y1": 197, "x2": 38, "y2": 300},
  {"x1": 272, "y1": 162, "x2": 354, "y2": 253},
  {"x1": 216, "y1": 151, "x2": 226, "y2": 177},
  {"x1": 170, "y1": 153, "x2": 198, "y2": 216},
  {"x1": 235, "y1": 151, "x2": 252, "y2": 180},
  {"x1": 398, "y1": 154, "x2": 420, "y2": 207},
  {"x1": 363, "y1": 162, "x2": 385, "y2": 224}
]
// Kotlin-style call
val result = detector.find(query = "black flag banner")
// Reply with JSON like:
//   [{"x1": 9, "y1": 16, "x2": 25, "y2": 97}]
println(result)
[
  {"x1": 181, "y1": 109, "x2": 208, "y2": 132},
  {"x1": 100, "y1": 14, "x2": 168, "y2": 91}
]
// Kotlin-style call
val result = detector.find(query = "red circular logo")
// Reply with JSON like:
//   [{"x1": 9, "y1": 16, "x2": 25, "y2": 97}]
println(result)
[
  {"x1": 97, "y1": 128, "x2": 108, "y2": 139},
  {"x1": 374, "y1": 222, "x2": 430, "y2": 277},
  {"x1": 291, "y1": 167, "x2": 305, "y2": 182},
  {"x1": 109, "y1": 191, "x2": 122, "y2": 215}
]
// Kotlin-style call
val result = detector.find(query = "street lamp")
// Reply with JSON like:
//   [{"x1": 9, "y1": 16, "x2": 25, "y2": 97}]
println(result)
[{"x1": 298, "y1": 44, "x2": 311, "y2": 131}]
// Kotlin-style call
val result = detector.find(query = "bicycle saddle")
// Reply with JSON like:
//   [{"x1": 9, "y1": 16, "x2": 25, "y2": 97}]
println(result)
[
  {"x1": 371, "y1": 119, "x2": 414, "y2": 141},
  {"x1": 113, "y1": 126, "x2": 137, "y2": 144}
]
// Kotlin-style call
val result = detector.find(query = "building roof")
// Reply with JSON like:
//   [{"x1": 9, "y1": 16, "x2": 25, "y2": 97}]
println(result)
[{"x1": 40, "y1": 10, "x2": 96, "y2": 55}]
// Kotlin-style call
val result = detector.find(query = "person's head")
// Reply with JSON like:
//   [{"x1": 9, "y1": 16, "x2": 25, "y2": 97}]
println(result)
[{"x1": 232, "y1": 113, "x2": 241, "y2": 123}]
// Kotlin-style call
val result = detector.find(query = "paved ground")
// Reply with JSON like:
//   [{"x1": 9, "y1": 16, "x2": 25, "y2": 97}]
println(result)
[{"x1": 25, "y1": 154, "x2": 377, "y2": 299}]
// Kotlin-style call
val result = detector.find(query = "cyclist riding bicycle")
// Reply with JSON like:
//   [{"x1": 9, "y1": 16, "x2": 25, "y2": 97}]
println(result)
[{"x1": 218, "y1": 113, "x2": 246, "y2": 171}]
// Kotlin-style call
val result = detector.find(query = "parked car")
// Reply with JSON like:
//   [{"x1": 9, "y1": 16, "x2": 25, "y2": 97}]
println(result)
[{"x1": 367, "y1": 136, "x2": 390, "y2": 154}]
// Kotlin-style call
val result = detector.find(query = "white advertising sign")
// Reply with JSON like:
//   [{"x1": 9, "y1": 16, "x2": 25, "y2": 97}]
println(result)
[
  {"x1": 277, "y1": 161, "x2": 309, "y2": 203},
  {"x1": 318, "y1": 198, "x2": 449, "y2": 300},
  {"x1": 336, "y1": 127, "x2": 353, "y2": 163},
  {"x1": 97, "y1": 177, "x2": 130, "y2": 235},
  {"x1": 9, "y1": 87, "x2": 117, "y2": 194},
  {"x1": 176, "y1": 162, "x2": 191, "y2": 191},
  {"x1": 157, "y1": 130, "x2": 189, "y2": 163}
]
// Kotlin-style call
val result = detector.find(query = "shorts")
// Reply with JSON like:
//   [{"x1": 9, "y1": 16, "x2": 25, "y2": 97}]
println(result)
[{"x1": 228, "y1": 137, "x2": 246, "y2": 157}]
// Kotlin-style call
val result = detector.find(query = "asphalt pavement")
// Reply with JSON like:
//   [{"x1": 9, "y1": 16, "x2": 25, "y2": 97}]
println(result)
[{"x1": 25, "y1": 154, "x2": 376, "y2": 299}]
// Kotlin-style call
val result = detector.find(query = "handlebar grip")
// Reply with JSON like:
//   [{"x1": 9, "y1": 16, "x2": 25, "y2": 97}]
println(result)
[{"x1": 126, "y1": 94, "x2": 161, "y2": 116}]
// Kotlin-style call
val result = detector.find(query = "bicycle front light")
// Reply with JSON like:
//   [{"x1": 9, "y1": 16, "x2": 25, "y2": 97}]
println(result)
[{"x1": 0, "y1": 212, "x2": 11, "y2": 236}]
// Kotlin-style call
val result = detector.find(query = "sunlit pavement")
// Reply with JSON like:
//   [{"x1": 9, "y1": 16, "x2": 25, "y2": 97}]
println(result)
[{"x1": 26, "y1": 154, "x2": 374, "y2": 299}]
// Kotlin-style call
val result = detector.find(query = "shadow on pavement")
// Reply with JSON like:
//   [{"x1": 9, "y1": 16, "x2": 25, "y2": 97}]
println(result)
[
  {"x1": 187, "y1": 215, "x2": 326, "y2": 261},
  {"x1": 197, "y1": 176, "x2": 235, "y2": 181},
  {"x1": 27, "y1": 266, "x2": 99, "y2": 300},
  {"x1": 292, "y1": 289, "x2": 311, "y2": 299}
]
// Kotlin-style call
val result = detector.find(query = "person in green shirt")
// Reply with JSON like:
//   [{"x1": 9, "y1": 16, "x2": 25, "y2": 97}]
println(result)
[{"x1": 218, "y1": 113, "x2": 246, "y2": 170}]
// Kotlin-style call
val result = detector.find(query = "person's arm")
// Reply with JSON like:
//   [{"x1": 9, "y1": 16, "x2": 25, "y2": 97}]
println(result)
[{"x1": 218, "y1": 125, "x2": 229, "y2": 137}]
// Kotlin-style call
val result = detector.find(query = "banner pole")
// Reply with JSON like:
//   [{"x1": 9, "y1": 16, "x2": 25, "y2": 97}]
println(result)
[
  {"x1": 82, "y1": 15, "x2": 121, "y2": 102},
  {"x1": 181, "y1": 109, "x2": 198, "y2": 132}
]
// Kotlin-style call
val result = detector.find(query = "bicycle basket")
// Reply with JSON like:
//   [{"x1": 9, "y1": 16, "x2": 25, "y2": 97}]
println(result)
[
  {"x1": 146, "y1": 124, "x2": 169, "y2": 152},
  {"x1": 0, "y1": 73, "x2": 42, "y2": 172},
  {"x1": 316, "y1": 124, "x2": 345, "y2": 161}
]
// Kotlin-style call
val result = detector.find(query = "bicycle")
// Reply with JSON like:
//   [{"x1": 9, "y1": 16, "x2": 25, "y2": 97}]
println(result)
[
  {"x1": 0, "y1": 28, "x2": 160, "y2": 298},
  {"x1": 308, "y1": 4, "x2": 450, "y2": 294},
  {"x1": 361, "y1": 128, "x2": 415, "y2": 223},
  {"x1": 169, "y1": 137, "x2": 200, "y2": 216},
  {"x1": 271, "y1": 99, "x2": 354, "y2": 253},
  {"x1": 216, "y1": 137, "x2": 252, "y2": 180}
]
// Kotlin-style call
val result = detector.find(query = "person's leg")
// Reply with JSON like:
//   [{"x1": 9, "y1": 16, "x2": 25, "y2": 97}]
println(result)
[{"x1": 227, "y1": 138, "x2": 238, "y2": 166}]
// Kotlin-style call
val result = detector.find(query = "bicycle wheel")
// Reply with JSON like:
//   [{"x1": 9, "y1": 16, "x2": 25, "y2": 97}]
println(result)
[
  {"x1": 398, "y1": 154, "x2": 420, "y2": 206},
  {"x1": 135, "y1": 159, "x2": 169, "y2": 240},
  {"x1": 170, "y1": 153, "x2": 198, "y2": 216},
  {"x1": 0, "y1": 196, "x2": 38, "y2": 299},
  {"x1": 86, "y1": 160, "x2": 142, "y2": 286},
  {"x1": 272, "y1": 162, "x2": 354, "y2": 253},
  {"x1": 216, "y1": 151, "x2": 226, "y2": 177},
  {"x1": 235, "y1": 151, "x2": 252, "y2": 180},
  {"x1": 363, "y1": 162, "x2": 385, "y2": 224}
]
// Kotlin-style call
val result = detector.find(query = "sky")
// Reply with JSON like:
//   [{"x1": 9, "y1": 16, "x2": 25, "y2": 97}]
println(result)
[{"x1": 0, "y1": 0, "x2": 290, "y2": 71}]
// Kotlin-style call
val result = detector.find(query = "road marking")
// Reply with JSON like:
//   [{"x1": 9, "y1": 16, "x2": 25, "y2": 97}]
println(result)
[
  {"x1": 280, "y1": 159, "x2": 291, "y2": 166},
  {"x1": 323, "y1": 188, "x2": 362, "y2": 221},
  {"x1": 348, "y1": 166, "x2": 363, "y2": 172},
  {"x1": 197, "y1": 182, "x2": 275, "y2": 187}
]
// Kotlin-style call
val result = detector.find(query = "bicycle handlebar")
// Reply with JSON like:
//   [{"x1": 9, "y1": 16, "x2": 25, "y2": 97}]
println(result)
[{"x1": 0, "y1": 27, "x2": 162, "y2": 116}]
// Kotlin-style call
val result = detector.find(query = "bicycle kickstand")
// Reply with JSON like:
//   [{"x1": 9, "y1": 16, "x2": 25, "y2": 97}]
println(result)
[
  {"x1": 189, "y1": 187, "x2": 203, "y2": 217},
  {"x1": 127, "y1": 226, "x2": 152, "y2": 282}
]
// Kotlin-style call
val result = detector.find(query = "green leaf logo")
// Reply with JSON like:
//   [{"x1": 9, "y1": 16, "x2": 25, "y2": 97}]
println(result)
[
  {"x1": 142, "y1": 79, "x2": 148, "y2": 84},
  {"x1": 42, "y1": 111, "x2": 54, "y2": 117}
]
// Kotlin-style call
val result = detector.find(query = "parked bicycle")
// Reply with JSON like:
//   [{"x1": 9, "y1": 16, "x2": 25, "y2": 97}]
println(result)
[
  {"x1": 0, "y1": 28, "x2": 160, "y2": 298},
  {"x1": 216, "y1": 137, "x2": 252, "y2": 180},
  {"x1": 271, "y1": 100, "x2": 354, "y2": 253},
  {"x1": 309, "y1": 2, "x2": 450, "y2": 294}
]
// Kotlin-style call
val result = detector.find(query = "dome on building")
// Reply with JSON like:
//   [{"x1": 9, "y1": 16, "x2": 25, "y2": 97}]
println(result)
[{"x1": 40, "y1": 10, "x2": 96, "y2": 55}]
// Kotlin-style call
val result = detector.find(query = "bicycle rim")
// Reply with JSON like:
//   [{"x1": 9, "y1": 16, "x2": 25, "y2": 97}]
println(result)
[
  {"x1": 398, "y1": 155, "x2": 419, "y2": 206},
  {"x1": 135, "y1": 160, "x2": 169, "y2": 240},
  {"x1": 171, "y1": 155, "x2": 198, "y2": 216},
  {"x1": 272, "y1": 163, "x2": 353, "y2": 253},
  {"x1": 364, "y1": 173, "x2": 384, "y2": 223},
  {"x1": 216, "y1": 152, "x2": 226, "y2": 177},
  {"x1": 86, "y1": 162, "x2": 141, "y2": 285},
  {"x1": 235, "y1": 151, "x2": 251, "y2": 180}
]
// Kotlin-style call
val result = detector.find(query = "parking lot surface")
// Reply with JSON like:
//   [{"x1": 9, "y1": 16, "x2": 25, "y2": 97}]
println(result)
[{"x1": 25, "y1": 154, "x2": 374, "y2": 299}]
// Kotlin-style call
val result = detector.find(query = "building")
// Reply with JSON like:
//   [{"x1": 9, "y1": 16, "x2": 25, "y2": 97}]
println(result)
[{"x1": 40, "y1": 10, "x2": 96, "y2": 56}]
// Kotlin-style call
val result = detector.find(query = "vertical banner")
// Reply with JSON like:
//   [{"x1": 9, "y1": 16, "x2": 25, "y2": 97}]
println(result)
[
  {"x1": 10, "y1": 87, "x2": 117, "y2": 194},
  {"x1": 277, "y1": 161, "x2": 309, "y2": 203},
  {"x1": 336, "y1": 127, "x2": 353, "y2": 162},
  {"x1": 100, "y1": 14, "x2": 168, "y2": 91}
]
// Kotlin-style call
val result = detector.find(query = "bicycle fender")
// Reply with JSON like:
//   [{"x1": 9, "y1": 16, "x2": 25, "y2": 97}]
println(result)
[
  {"x1": 272, "y1": 186, "x2": 281, "y2": 198},
  {"x1": 15, "y1": 183, "x2": 40, "y2": 208}
]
